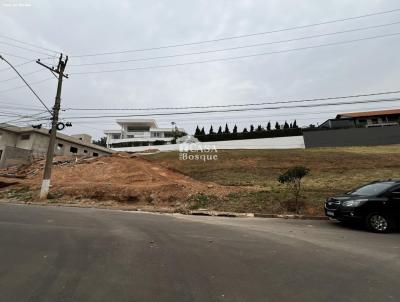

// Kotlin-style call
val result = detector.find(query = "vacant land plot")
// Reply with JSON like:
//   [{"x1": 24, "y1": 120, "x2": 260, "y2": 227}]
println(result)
[
  {"x1": 1, "y1": 145, "x2": 398, "y2": 215},
  {"x1": 146, "y1": 145, "x2": 400, "y2": 214}
]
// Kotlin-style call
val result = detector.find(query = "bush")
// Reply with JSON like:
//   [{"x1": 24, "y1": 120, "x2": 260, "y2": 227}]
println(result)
[{"x1": 278, "y1": 166, "x2": 310, "y2": 214}]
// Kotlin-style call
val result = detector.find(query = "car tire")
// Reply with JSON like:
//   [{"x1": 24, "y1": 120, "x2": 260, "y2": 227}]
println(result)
[{"x1": 365, "y1": 213, "x2": 393, "y2": 233}]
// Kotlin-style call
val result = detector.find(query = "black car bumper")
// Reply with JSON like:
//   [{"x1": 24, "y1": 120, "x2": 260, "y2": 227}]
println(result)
[{"x1": 324, "y1": 206, "x2": 364, "y2": 221}]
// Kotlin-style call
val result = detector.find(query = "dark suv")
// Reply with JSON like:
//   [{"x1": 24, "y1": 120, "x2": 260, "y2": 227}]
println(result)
[{"x1": 325, "y1": 180, "x2": 400, "y2": 233}]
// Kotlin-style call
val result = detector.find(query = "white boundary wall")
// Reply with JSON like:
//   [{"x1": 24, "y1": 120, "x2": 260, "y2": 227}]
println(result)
[{"x1": 112, "y1": 136, "x2": 305, "y2": 152}]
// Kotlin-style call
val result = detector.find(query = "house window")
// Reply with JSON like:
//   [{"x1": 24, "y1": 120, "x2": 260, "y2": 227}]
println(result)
[
  {"x1": 70, "y1": 146, "x2": 78, "y2": 153},
  {"x1": 112, "y1": 134, "x2": 121, "y2": 139},
  {"x1": 57, "y1": 143, "x2": 64, "y2": 150},
  {"x1": 84, "y1": 150, "x2": 88, "y2": 154},
  {"x1": 0, "y1": 149, "x2": 3, "y2": 160},
  {"x1": 371, "y1": 118, "x2": 379, "y2": 124},
  {"x1": 127, "y1": 135, "x2": 135, "y2": 138},
  {"x1": 20, "y1": 134, "x2": 30, "y2": 140},
  {"x1": 93, "y1": 152, "x2": 99, "y2": 157}
]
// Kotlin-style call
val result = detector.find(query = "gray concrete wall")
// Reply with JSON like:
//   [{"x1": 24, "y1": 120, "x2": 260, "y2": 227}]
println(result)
[
  {"x1": 0, "y1": 146, "x2": 32, "y2": 168},
  {"x1": 303, "y1": 126, "x2": 400, "y2": 148}
]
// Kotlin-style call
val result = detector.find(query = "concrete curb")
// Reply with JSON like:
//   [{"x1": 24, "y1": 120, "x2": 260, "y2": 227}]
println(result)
[
  {"x1": 0, "y1": 200, "x2": 328, "y2": 221},
  {"x1": 190, "y1": 210, "x2": 329, "y2": 220},
  {"x1": 254, "y1": 213, "x2": 329, "y2": 220}
]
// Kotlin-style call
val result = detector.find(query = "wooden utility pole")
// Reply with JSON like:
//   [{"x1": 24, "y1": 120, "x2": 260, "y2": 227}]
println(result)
[{"x1": 37, "y1": 54, "x2": 68, "y2": 199}]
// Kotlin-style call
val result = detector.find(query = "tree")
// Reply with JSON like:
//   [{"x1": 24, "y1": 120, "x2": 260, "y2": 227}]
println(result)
[
  {"x1": 256, "y1": 125, "x2": 263, "y2": 132},
  {"x1": 278, "y1": 166, "x2": 310, "y2": 214},
  {"x1": 209, "y1": 125, "x2": 214, "y2": 135},
  {"x1": 283, "y1": 121, "x2": 290, "y2": 129},
  {"x1": 224, "y1": 123, "x2": 230, "y2": 134},
  {"x1": 266, "y1": 121, "x2": 271, "y2": 131},
  {"x1": 232, "y1": 124, "x2": 238, "y2": 134},
  {"x1": 243, "y1": 127, "x2": 248, "y2": 133},
  {"x1": 195, "y1": 125, "x2": 201, "y2": 136},
  {"x1": 217, "y1": 126, "x2": 222, "y2": 134},
  {"x1": 289, "y1": 122, "x2": 293, "y2": 129},
  {"x1": 200, "y1": 127, "x2": 206, "y2": 136},
  {"x1": 275, "y1": 122, "x2": 281, "y2": 130},
  {"x1": 250, "y1": 124, "x2": 255, "y2": 132},
  {"x1": 93, "y1": 137, "x2": 107, "y2": 147},
  {"x1": 293, "y1": 120, "x2": 298, "y2": 128}
]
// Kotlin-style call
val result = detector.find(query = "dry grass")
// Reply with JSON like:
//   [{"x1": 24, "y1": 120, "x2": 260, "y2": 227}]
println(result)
[{"x1": 146, "y1": 145, "x2": 400, "y2": 214}]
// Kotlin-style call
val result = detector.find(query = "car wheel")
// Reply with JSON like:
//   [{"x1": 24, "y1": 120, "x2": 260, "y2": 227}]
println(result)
[{"x1": 366, "y1": 213, "x2": 392, "y2": 233}]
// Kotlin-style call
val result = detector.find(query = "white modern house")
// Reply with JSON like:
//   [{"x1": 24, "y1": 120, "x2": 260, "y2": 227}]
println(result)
[{"x1": 104, "y1": 119, "x2": 185, "y2": 149}]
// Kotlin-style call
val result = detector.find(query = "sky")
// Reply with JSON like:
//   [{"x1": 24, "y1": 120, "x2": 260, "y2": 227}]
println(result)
[{"x1": 0, "y1": 0, "x2": 400, "y2": 139}]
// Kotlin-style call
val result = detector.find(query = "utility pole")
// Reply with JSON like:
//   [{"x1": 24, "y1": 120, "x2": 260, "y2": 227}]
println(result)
[{"x1": 37, "y1": 54, "x2": 68, "y2": 199}]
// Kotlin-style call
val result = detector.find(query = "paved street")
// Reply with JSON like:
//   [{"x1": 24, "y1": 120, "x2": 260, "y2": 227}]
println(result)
[{"x1": 0, "y1": 204, "x2": 399, "y2": 302}]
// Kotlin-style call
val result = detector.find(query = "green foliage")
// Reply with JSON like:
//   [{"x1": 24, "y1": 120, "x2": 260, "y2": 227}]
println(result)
[
  {"x1": 233, "y1": 124, "x2": 238, "y2": 134},
  {"x1": 283, "y1": 121, "x2": 290, "y2": 129},
  {"x1": 188, "y1": 193, "x2": 219, "y2": 210},
  {"x1": 92, "y1": 137, "x2": 107, "y2": 147},
  {"x1": 193, "y1": 120, "x2": 302, "y2": 142},
  {"x1": 224, "y1": 123, "x2": 230, "y2": 134},
  {"x1": 195, "y1": 126, "x2": 201, "y2": 136},
  {"x1": 278, "y1": 166, "x2": 310, "y2": 213}
]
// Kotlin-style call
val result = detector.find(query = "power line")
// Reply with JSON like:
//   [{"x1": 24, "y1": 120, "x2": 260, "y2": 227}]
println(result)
[
  {"x1": 70, "y1": 8, "x2": 400, "y2": 58},
  {"x1": 69, "y1": 20, "x2": 400, "y2": 67},
  {"x1": 0, "y1": 40, "x2": 55, "y2": 57},
  {"x1": 0, "y1": 60, "x2": 35, "y2": 73},
  {"x1": 65, "y1": 105, "x2": 400, "y2": 125},
  {"x1": 61, "y1": 98, "x2": 400, "y2": 119},
  {"x1": 0, "y1": 34, "x2": 60, "y2": 54},
  {"x1": 0, "y1": 69, "x2": 44, "y2": 83},
  {"x1": 0, "y1": 51, "x2": 33, "y2": 61},
  {"x1": 0, "y1": 55, "x2": 52, "y2": 114},
  {"x1": 0, "y1": 77, "x2": 53, "y2": 94},
  {"x1": 69, "y1": 32, "x2": 400, "y2": 75},
  {"x1": 63, "y1": 89, "x2": 400, "y2": 111},
  {"x1": 0, "y1": 111, "x2": 51, "y2": 127}
]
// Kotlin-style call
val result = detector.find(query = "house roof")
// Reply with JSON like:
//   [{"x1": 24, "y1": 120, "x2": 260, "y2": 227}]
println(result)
[
  {"x1": 0, "y1": 124, "x2": 112, "y2": 154},
  {"x1": 336, "y1": 109, "x2": 400, "y2": 119}
]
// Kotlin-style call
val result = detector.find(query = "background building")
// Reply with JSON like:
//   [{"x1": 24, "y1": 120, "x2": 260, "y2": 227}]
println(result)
[
  {"x1": 320, "y1": 108, "x2": 400, "y2": 129},
  {"x1": 0, "y1": 124, "x2": 112, "y2": 168},
  {"x1": 104, "y1": 119, "x2": 185, "y2": 149}
]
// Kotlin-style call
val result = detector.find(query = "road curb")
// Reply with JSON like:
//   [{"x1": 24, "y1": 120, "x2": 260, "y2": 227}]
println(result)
[
  {"x1": 190, "y1": 210, "x2": 328, "y2": 220},
  {"x1": 0, "y1": 200, "x2": 328, "y2": 220}
]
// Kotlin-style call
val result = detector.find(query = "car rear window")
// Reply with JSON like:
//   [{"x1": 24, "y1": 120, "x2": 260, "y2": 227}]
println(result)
[{"x1": 349, "y1": 182, "x2": 394, "y2": 196}]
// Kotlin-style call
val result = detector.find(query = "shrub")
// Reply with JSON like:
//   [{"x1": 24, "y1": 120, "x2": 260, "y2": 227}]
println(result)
[{"x1": 278, "y1": 166, "x2": 310, "y2": 214}]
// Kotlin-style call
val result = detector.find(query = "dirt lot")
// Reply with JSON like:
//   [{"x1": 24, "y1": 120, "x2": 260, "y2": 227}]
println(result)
[
  {"x1": 0, "y1": 153, "x2": 238, "y2": 211},
  {"x1": 146, "y1": 145, "x2": 400, "y2": 214},
  {"x1": 0, "y1": 145, "x2": 399, "y2": 215}
]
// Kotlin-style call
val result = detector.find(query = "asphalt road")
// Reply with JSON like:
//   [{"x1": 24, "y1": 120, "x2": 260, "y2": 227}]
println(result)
[{"x1": 0, "y1": 204, "x2": 399, "y2": 302}]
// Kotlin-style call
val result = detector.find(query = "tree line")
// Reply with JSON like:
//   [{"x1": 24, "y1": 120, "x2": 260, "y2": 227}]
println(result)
[{"x1": 194, "y1": 120, "x2": 301, "y2": 142}]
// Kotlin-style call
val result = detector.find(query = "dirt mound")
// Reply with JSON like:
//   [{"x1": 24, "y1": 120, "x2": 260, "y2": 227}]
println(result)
[{"x1": 1, "y1": 155, "x2": 235, "y2": 207}]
